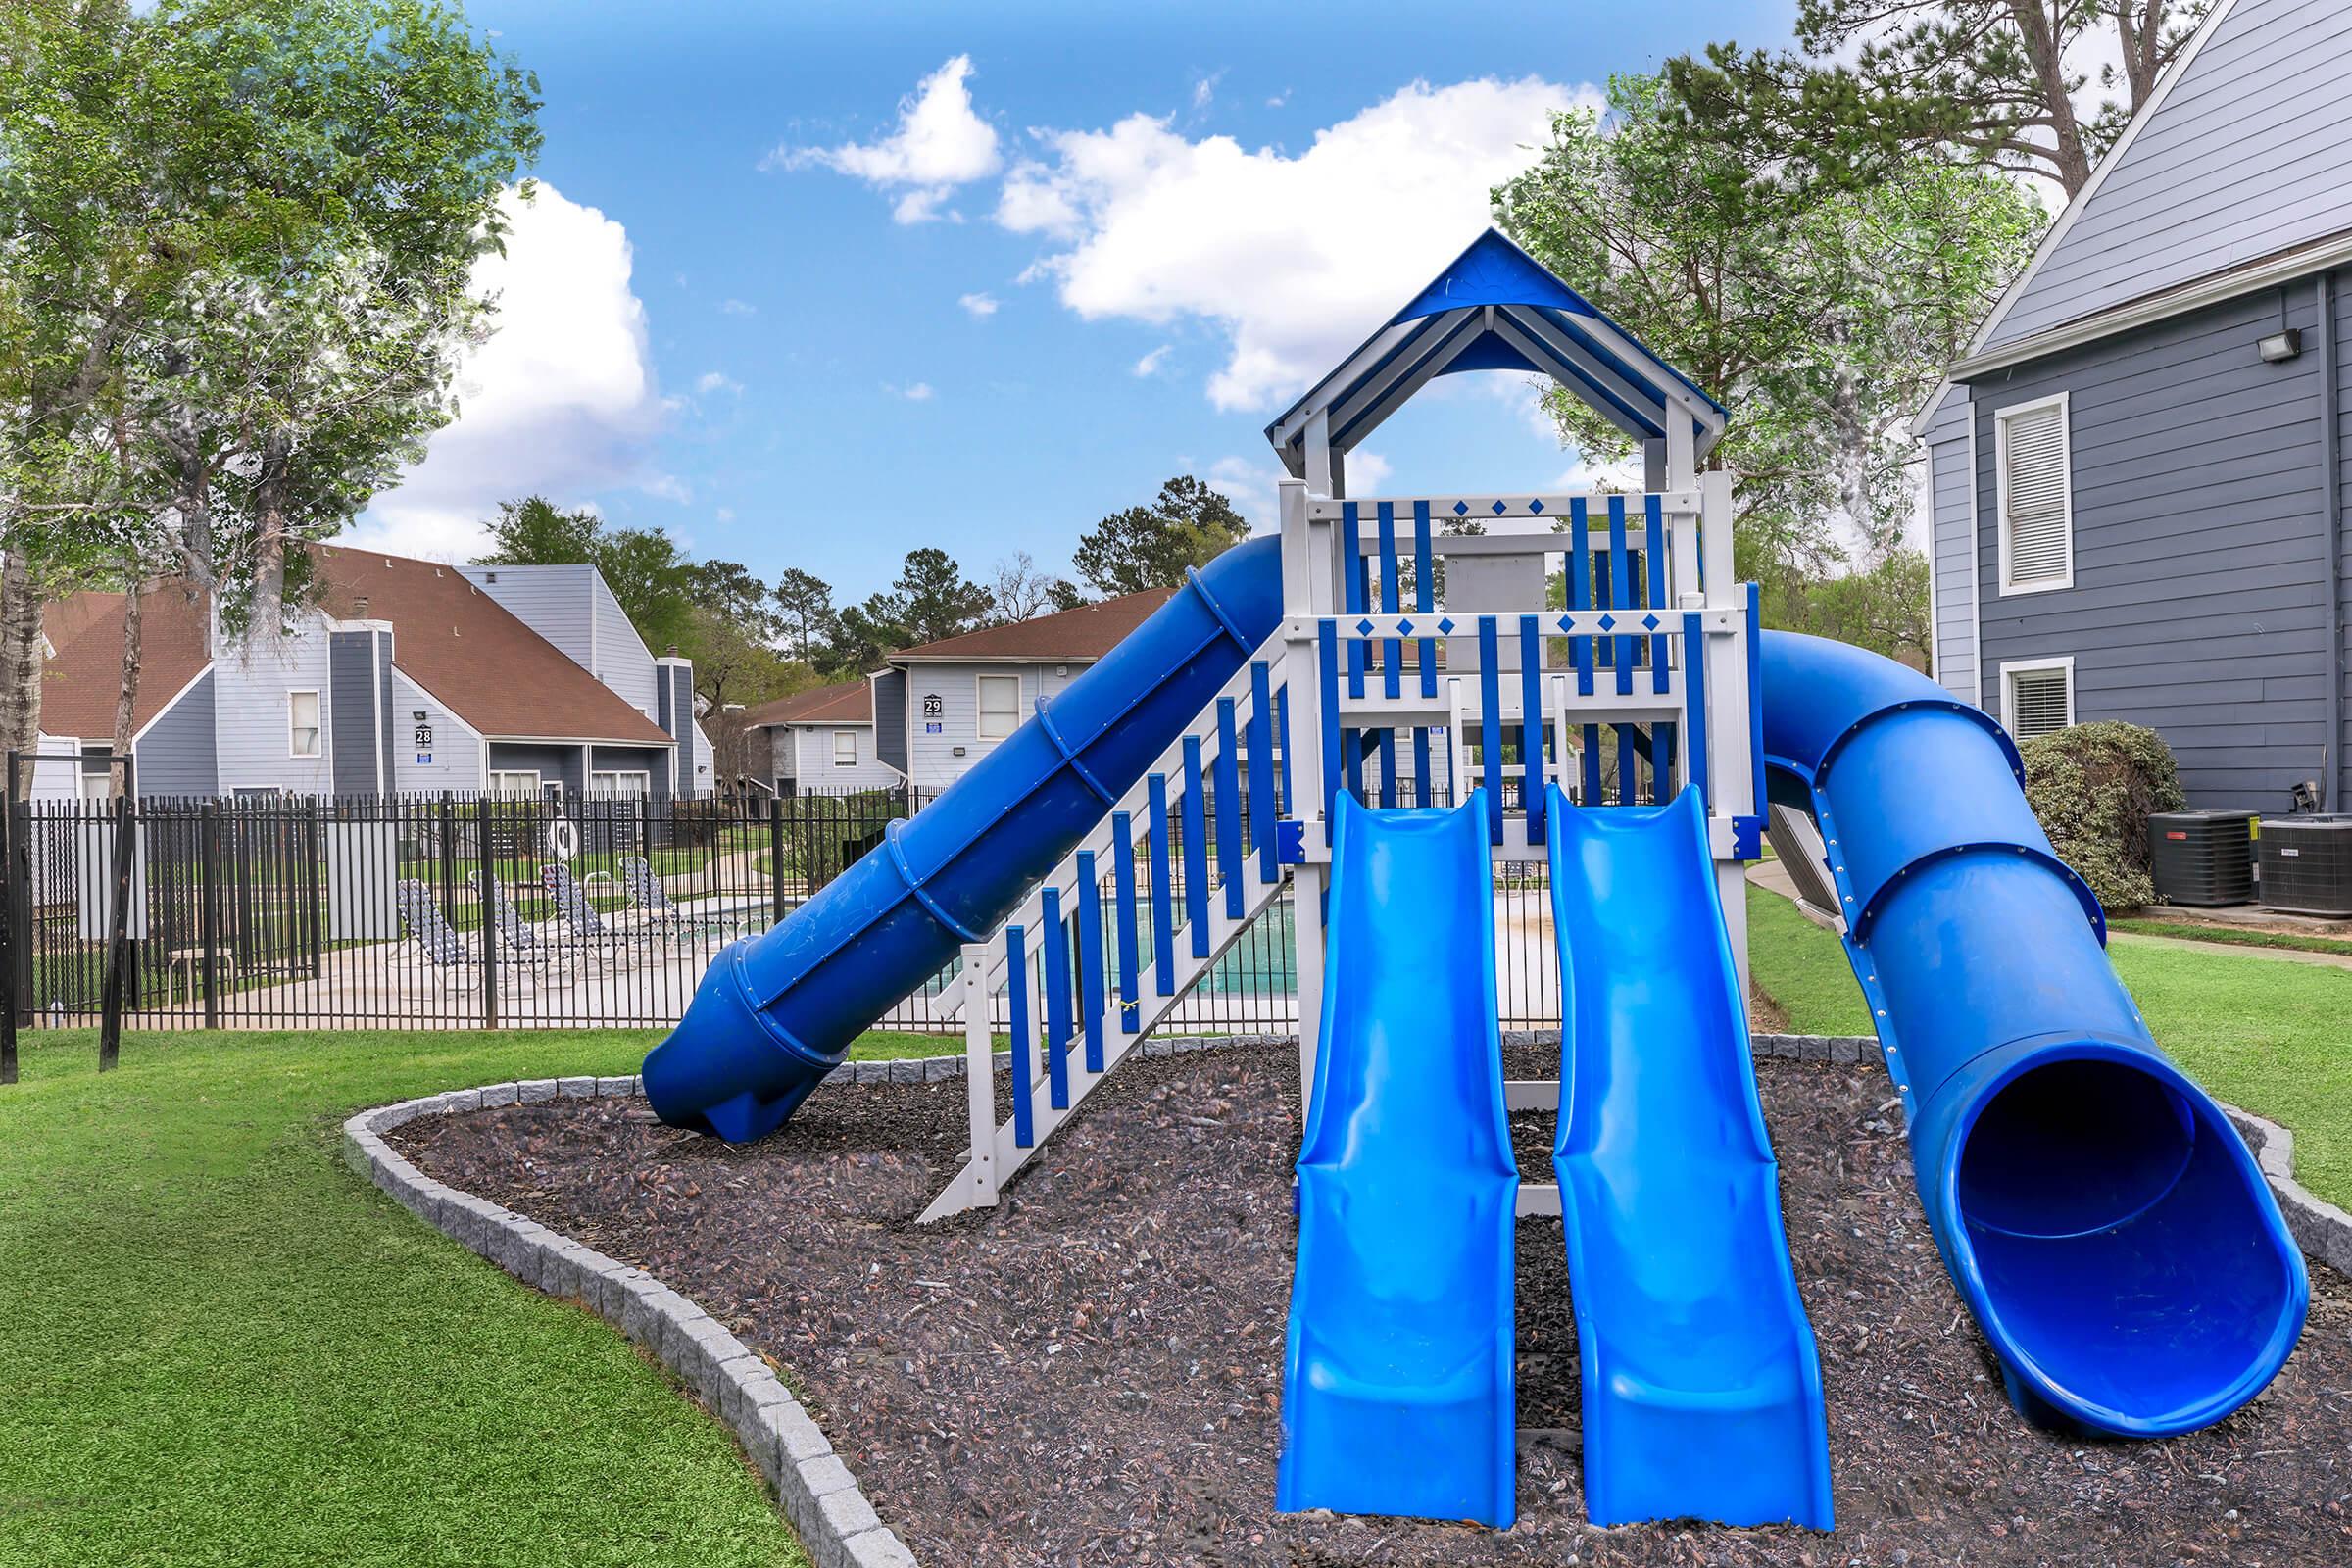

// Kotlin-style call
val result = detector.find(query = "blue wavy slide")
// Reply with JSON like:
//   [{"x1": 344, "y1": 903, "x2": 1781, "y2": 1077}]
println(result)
[
  {"x1": 1277, "y1": 793, "x2": 1520, "y2": 1528},
  {"x1": 1546, "y1": 784, "x2": 1835, "y2": 1530}
]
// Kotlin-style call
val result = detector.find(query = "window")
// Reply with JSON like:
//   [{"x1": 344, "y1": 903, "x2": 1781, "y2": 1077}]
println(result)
[
  {"x1": 1996, "y1": 394, "x2": 2072, "y2": 593},
  {"x1": 976, "y1": 674, "x2": 1022, "y2": 741},
  {"x1": 832, "y1": 729, "x2": 858, "y2": 766},
  {"x1": 591, "y1": 769, "x2": 650, "y2": 798},
  {"x1": 2003, "y1": 658, "x2": 2075, "y2": 742},
  {"x1": 287, "y1": 690, "x2": 322, "y2": 758},
  {"x1": 488, "y1": 769, "x2": 540, "y2": 796}
]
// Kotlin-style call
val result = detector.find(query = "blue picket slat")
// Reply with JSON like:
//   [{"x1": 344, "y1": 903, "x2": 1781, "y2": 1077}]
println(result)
[
  {"x1": 1316, "y1": 623, "x2": 1341, "y2": 824},
  {"x1": 1215, "y1": 699, "x2": 1244, "y2": 917},
  {"x1": 1478, "y1": 617, "x2": 1503, "y2": 844},
  {"x1": 1149, "y1": 772, "x2": 1175, "y2": 997},
  {"x1": 1646, "y1": 494, "x2": 1670, "y2": 694},
  {"x1": 1570, "y1": 497, "x2": 1594, "y2": 697},
  {"x1": 1248, "y1": 664, "x2": 1278, "y2": 883},
  {"x1": 1006, "y1": 923, "x2": 1034, "y2": 1148},
  {"x1": 1608, "y1": 495, "x2": 1635, "y2": 696},
  {"x1": 1076, "y1": 851, "x2": 1105, "y2": 1073},
  {"x1": 1413, "y1": 499, "x2": 1437, "y2": 700},
  {"x1": 1655, "y1": 719, "x2": 1678, "y2": 799},
  {"x1": 1519, "y1": 615, "x2": 1544, "y2": 844},
  {"x1": 1377, "y1": 730, "x2": 1396, "y2": 808},
  {"x1": 1378, "y1": 502, "x2": 1401, "y2": 701},
  {"x1": 1342, "y1": 502, "x2": 1367, "y2": 698},
  {"x1": 1275, "y1": 685, "x2": 1293, "y2": 812},
  {"x1": 1412, "y1": 728, "x2": 1433, "y2": 808},
  {"x1": 1111, "y1": 812, "x2": 1140, "y2": 1030},
  {"x1": 1042, "y1": 887, "x2": 1072, "y2": 1110},
  {"x1": 1183, "y1": 737, "x2": 1210, "y2": 957},
  {"x1": 1583, "y1": 722, "x2": 1603, "y2": 804},
  {"x1": 1684, "y1": 611, "x2": 1711, "y2": 808},
  {"x1": 1616, "y1": 722, "x2": 1638, "y2": 806}
]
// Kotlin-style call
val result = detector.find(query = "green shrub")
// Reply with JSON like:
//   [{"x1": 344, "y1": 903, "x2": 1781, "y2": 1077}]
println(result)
[{"x1": 2019, "y1": 720, "x2": 2185, "y2": 910}]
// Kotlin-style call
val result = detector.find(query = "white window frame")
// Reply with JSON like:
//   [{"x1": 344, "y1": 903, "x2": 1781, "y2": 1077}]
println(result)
[
  {"x1": 287, "y1": 689, "x2": 323, "y2": 759},
  {"x1": 2000, "y1": 655, "x2": 2076, "y2": 742},
  {"x1": 832, "y1": 729, "x2": 858, "y2": 766},
  {"x1": 591, "y1": 768, "x2": 651, "y2": 798},
  {"x1": 975, "y1": 672, "x2": 1023, "y2": 742},
  {"x1": 1994, "y1": 391, "x2": 2074, "y2": 596},
  {"x1": 488, "y1": 769, "x2": 541, "y2": 796}
]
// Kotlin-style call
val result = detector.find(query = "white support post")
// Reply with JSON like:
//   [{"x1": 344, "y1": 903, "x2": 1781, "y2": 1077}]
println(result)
[
  {"x1": 1279, "y1": 475, "x2": 1329, "y2": 1108},
  {"x1": 1664, "y1": 413, "x2": 1702, "y2": 607},
  {"x1": 1697, "y1": 463, "x2": 1752, "y2": 1003},
  {"x1": 959, "y1": 944, "x2": 998, "y2": 1208}
]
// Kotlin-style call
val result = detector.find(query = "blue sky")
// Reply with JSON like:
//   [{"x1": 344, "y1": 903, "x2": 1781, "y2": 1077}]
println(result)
[{"x1": 357, "y1": 0, "x2": 1794, "y2": 601}]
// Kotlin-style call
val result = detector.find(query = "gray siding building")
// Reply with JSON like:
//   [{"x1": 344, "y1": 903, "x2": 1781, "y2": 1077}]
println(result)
[{"x1": 1920, "y1": 0, "x2": 2352, "y2": 810}]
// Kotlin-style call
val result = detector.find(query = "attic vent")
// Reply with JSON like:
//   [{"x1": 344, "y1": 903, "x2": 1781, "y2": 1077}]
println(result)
[
  {"x1": 354, "y1": 596, "x2": 369, "y2": 616},
  {"x1": 484, "y1": 571, "x2": 498, "y2": 583}
]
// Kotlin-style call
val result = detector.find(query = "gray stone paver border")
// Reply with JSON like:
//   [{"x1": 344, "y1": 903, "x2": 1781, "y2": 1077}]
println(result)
[{"x1": 343, "y1": 1032, "x2": 2347, "y2": 1568}]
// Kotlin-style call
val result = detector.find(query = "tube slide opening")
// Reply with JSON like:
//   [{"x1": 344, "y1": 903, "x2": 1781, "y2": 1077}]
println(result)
[
  {"x1": 1956, "y1": 1057, "x2": 2195, "y2": 1241},
  {"x1": 1948, "y1": 1049, "x2": 2307, "y2": 1434}
]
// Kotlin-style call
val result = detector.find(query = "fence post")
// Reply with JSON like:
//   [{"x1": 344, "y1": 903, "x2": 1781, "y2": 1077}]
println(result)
[
  {"x1": 476, "y1": 797, "x2": 499, "y2": 1029},
  {"x1": 768, "y1": 797, "x2": 786, "y2": 926},
  {"x1": 960, "y1": 943, "x2": 997, "y2": 1208},
  {"x1": 437, "y1": 790, "x2": 456, "y2": 932},
  {"x1": 98, "y1": 770, "x2": 134, "y2": 1072},
  {"x1": 8, "y1": 768, "x2": 30, "y2": 1029},
  {"x1": 199, "y1": 800, "x2": 222, "y2": 1029},
  {"x1": 0, "y1": 763, "x2": 15, "y2": 1085}
]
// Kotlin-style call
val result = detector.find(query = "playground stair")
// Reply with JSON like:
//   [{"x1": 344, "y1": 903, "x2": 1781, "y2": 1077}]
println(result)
[{"x1": 917, "y1": 645, "x2": 1295, "y2": 1223}]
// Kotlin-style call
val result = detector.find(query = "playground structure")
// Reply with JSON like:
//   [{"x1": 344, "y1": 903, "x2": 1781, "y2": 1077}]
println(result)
[{"x1": 643, "y1": 231, "x2": 2308, "y2": 1533}]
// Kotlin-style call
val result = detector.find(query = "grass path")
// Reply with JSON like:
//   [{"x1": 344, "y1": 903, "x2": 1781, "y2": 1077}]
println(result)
[
  {"x1": 0, "y1": 1026, "x2": 979, "y2": 1568},
  {"x1": 1745, "y1": 883, "x2": 2352, "y2": 1207}
]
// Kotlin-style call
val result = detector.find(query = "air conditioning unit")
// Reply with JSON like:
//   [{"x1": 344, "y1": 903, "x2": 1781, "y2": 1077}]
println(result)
[
  {"x1": 2256, "y1": 815, "x2": 2352, "y2": 918},
  {"x1": 2148, "y1": 810, "x2": 2256, "y2": 906}
]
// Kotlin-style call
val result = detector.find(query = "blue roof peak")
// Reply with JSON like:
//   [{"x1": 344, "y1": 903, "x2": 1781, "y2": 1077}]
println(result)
[{"x1": 1389, "y1": 228, "x2": 1596, "y2": 325}]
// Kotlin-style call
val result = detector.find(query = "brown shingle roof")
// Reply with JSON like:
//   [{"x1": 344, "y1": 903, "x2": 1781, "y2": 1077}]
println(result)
[
  {"x1": 312, "y1": 546, "x2": 672, "y2": 744},
  {"x1": 890, "y1": 588, "x2": 1175, "y2": 662},
  {"x1": 39, "y1": 586, "x2": 213, "y2": 739},
  {"x1": 741, "y1": 679, "x2": 872, "y2": 727}
]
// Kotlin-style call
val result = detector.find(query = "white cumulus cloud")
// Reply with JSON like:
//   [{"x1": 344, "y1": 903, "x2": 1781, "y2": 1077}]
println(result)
[
  {"x1": 996, "y1": 75, "x2": 1596, "y2": 411},
  {"x1": 774, "y1": 55, "x2": 1001, "y2": 223},
  {"x1": 957, "y1": 290, "x2": 1000, "y2": 318},
  {"x1": 1132, "y1": 344, "x2": 1172, "y2": 377},
  {"x1": 354, "y1": 184, "x2": 667, "y2": 561},
  {"x1": 696, "y1": 370, "x2": 744, "y2": 396}
]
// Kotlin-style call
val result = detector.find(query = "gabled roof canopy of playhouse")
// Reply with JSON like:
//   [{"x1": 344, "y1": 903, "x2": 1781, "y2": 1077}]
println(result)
[{"x1": 1264, "y1": 228, "x2": 1727, "y2": 477}]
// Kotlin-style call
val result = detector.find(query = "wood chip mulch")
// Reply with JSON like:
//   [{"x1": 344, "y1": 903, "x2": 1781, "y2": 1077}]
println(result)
[{"x1": 387, "y1": 1046, "x2": 2352, "y2": 1567}]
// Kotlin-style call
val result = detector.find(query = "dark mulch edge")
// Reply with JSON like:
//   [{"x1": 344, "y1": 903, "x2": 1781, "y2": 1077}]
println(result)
[{"x1": 390, "y1": 1046, "x2": 2352, "y2": 1568}]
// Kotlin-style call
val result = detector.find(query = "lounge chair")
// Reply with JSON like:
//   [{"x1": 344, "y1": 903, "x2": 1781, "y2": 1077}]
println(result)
[
  {"x1": 616, "y1": 856, "x2": 745, "y2": 947},
  {"x1": 542, "y1": 861, "x2": 646, "y2": 963},
  {"x1": 471, "y1": 870, "x2": 582, "y2": 979}
]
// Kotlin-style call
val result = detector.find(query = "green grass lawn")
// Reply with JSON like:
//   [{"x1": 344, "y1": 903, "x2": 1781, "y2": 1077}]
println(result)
[
  {"x1": 1746, "y1": 883, "x2": 2352, "y2": 1206},
  {"x1": 0, "y1": 1023, "x2": 961, "y2": 1568}
]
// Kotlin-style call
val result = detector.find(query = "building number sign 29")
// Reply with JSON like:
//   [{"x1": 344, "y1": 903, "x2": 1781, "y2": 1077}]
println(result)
[{"x1": 922, "y1": 692, "x2": 944, "y2": 735}]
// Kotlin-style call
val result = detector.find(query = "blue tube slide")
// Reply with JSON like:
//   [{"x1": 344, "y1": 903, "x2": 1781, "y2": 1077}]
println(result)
[
  {"x1": 1278, "y1": 793, "x2": 1519, "y2": 1528},
  {"x1": 1760, "y1": 630, "x2": 2307, "y2": 1438},
  {"x1": 643, "y1": 536, "x2": 1284, "y2": 1142},
  {"x1": 1547, "y1": 785, "x2": 1834, "y2": 1530}
]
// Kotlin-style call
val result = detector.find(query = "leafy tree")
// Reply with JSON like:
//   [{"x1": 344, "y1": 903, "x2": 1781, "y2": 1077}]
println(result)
[
  {"x1": 772, "y1": 567, "x2": 839, "y2": 664},
  {"x1": 828, "y1": 596, "x2": 908, "y2": 678},
  {"x1": 1494, "y1": 74, "x2": 2042, "y2": 603},
  {"x1": 991, "y1": 551, "x2": 1084, "y2": 621},
  {"x1": 1073, "y1": 476, "x2": 1250, "y2": 597},
  {"x1": 892, "y1": 548, "x2": 995, "y2": 647},
  {"x1": 0, "y1": 0, "x2": 539, "y2": 780},
  {"x1": 1666, "y1": 1, "x2": 2210, "y2": 197},
  {"x1": 476, "y1": 495, "x2": 602, "y2": 564}
]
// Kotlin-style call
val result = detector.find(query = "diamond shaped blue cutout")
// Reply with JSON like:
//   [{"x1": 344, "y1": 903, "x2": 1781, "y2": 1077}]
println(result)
[
  {"x1": 1556, "y1": 615, "x2": 1575, "y2": 633},
  {"x1": 1528, "y1": 498, "x2": 1544, "y2": 514},
  {"x1": 1642, "y1": 613, "x2": 1659, "y2": 631},
  {"x1": 1395, "y1": 618, "x2": 1414, "y2": 638},
  {"x1": 1451, "y1": 501, "x2": 1469, "y2": 516},
  {"x1": 1491, "y1": 499, "x2": 1507, "y2": 515},
  {"x1": 1354, "y1": 618, "x2": 1376, "y2": 637},
  {"x1": 1436, "y1": 617, "x2": 1456, "y2": 635},
  {"x1": 1597, "y1": 613, "x2": 1616, "y2": 631}
]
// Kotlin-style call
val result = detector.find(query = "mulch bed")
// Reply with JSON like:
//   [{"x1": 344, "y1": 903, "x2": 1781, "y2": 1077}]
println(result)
[{"x1": 388, "y1": 1046, "x2": 2352, "y2": 1567}]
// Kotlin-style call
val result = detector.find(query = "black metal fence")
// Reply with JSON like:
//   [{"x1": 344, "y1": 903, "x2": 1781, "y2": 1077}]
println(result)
[{"x1": 0, "y1": 781, "x2": 1565, "y2": 1041}]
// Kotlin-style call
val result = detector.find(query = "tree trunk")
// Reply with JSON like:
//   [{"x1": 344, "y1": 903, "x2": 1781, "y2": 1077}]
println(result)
[
  {"x1": 110, "y1": 575, "x2": 143, "y2": 796},
  {"x1": 247, "y1": 432, "x2": 291, "y2": 640},
  {"x1": 0, "y1": 546, "x2": 44, "y2": 800}
]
